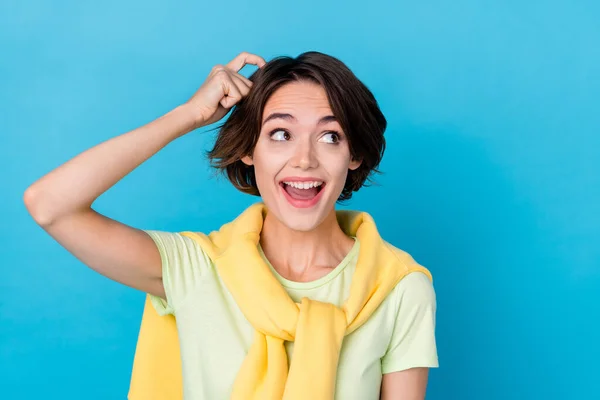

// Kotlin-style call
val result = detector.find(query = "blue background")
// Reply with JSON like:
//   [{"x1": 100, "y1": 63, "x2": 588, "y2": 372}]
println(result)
[{"x1": 2, "y1": 0, "x2": 599, "y2": 399}]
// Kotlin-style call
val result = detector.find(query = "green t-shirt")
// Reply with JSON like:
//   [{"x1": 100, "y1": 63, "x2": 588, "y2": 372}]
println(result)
[{"x1": 146, "y1": 230, "x2": 438, "y2": 400}]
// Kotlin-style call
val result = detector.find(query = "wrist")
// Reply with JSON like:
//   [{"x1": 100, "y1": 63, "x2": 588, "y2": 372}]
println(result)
[{"x1": 173, "y1": 104, "x2": 205, "y2": 134}]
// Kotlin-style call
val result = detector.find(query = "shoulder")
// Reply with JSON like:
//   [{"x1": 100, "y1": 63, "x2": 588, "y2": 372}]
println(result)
[
  {"x1": 381, "y1": 241, "x2": 436, "y2": 312},
  {"x1": 144, "y1": 230, "x2": 199, "y2": 247},
  {"x1": 144, "y1": 230, "x2": 211, "y2": 259},
  {"x1": 144, "y1": 230, "x2": 217, "y2": 314},
  {"x1": 393, "y1": 271, "x2": 436, "y2": 308},
  {"x1": 143, "y1": 230, "x2": 216, "y2": 277}
]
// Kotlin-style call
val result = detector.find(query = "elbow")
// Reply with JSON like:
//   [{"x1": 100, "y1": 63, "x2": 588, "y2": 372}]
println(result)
[{"x1": 23, "y1": 186, "x2": 55, "y2": 227}]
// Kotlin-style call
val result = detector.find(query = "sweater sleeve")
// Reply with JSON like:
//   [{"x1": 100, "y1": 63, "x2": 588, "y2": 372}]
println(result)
[{"x1": 381, "y1": 271, "x2": 439, "y2": 373}]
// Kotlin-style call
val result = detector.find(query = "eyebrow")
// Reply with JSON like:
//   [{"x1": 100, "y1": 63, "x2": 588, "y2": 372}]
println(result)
[{"x1": 262, "y1": 113, "x2": 338, "y2": 126}]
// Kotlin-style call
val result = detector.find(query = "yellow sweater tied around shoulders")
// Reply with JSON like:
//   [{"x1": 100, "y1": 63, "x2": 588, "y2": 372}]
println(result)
[{"x1": 129, "y1": 203, "x2": 432, "y2": 400}]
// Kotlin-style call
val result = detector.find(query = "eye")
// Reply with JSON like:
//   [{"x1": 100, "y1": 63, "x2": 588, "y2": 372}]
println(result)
[
  {"x1": 269, "y1": 129, "x2": 291, "y2": 141},
  {"x1": 319, "y1": 131, "x2": 341, "y2": 144}
]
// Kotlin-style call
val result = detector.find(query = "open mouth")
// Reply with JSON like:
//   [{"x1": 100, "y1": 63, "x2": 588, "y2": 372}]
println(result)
[{"x1": 279, "y1": 180, "x2": 326, "y2": 208}]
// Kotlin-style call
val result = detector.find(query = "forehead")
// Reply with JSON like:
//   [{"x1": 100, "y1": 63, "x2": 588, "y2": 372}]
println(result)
[{"x1": 262, "y1": 81, "x2": 333, "y2": 116}]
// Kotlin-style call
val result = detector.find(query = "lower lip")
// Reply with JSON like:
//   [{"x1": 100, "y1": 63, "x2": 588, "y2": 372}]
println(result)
[{"x1": 280, "y1": 183, "x2": 326, "y2": 209}]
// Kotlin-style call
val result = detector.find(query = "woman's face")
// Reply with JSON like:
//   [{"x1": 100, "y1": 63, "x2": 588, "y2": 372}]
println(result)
[{"x1": 242, "y1": 80, "x2": 361, "y2": 232}]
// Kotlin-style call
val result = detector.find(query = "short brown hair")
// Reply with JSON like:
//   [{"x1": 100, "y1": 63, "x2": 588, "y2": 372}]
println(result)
[{"x1": 207, "y1": 51, "x2": 387, "y2": 201}]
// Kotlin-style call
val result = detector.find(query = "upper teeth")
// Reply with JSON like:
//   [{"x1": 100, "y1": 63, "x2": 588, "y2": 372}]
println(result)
[{"x1": 284, "y1": 181, "x2": 323, "y2": 189}]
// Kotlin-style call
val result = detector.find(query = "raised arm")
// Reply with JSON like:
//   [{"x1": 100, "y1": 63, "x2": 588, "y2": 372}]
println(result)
[{"x1": 23, "y1": 52, "x2": 265, "y2": 298}]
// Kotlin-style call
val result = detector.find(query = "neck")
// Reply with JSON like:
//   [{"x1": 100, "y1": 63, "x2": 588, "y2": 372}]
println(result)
[{"x1": 259, "y1": 208, "x2": 355, "y2": 282}]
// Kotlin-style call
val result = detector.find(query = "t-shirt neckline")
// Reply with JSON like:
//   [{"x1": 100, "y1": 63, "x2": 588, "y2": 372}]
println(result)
[{"x1": 257, "y1": 238, "x2": 359, "y2": 290}]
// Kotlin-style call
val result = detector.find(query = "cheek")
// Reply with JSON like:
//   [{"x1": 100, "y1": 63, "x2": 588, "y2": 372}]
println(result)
[
  {"x1": 332, "y1": 167, "x2": 350, "y2": 190},
  {"x1": 323, "y1": 145, "x2": 352, "y2": 170},
  {"x1": 254, "y1": 139, "x2": 294, "y2": 165},
  {"x1": 251, "y1": 150, "x2": 286, "y2": 186},
  {"x1": 322, "y1": 156, "x2": 352, "y2": 187}
]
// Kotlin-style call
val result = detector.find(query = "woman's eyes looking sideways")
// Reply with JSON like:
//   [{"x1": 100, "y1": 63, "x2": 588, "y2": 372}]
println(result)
[{"x1": 268, "y1": 128, "x2": 341, "y2": 144}]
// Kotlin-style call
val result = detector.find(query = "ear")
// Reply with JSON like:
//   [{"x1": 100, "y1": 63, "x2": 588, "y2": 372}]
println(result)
[
  {"x1": 241, "y1": 154, "x2": 254, "y2": 166},
  {"x1": 349, "y1": 157, "x2": 362, "y2": 171}
]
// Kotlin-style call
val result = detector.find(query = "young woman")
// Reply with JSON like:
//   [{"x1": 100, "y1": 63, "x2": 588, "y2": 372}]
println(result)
[{"x1": 24, "y1": 51, "x2": 438, "y2": 400}]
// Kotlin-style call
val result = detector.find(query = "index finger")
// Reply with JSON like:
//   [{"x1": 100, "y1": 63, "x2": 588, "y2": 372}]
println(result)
[{"x1": 226, "y1": 52, "x2": 267, "y2": 72}]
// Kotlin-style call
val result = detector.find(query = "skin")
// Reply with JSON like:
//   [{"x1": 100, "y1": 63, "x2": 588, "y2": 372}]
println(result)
[
  {"x1": 242, "y1": 81, "x2": 360, "y2": 282},
  {"x1": 23, "y1": 51, "x2": 429, "y2": 399}
]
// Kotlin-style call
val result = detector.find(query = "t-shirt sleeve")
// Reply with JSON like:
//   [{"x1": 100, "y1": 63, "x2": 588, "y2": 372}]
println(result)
[
  {"x1": 381, "y1": 271, "x2": 439, "y2": 374},
  {"x1": 143, "y1": 230, "x2": 212, "y2": 316}
]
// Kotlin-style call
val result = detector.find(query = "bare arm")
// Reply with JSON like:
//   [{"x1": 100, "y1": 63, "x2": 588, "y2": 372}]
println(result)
[
  {"x1": 23, "y1": 52, "x2": 266, "y2": 297},
  {"x1": 380, "y1": 368, "x2": 430, "y2": 400},
  {"x1": 24, "y1": 106, "x2": 196, "y2": 297}
]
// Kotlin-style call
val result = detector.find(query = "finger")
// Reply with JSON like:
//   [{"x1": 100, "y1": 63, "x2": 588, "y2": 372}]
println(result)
[
  {"x1": 226, "y1": 52, "x2": 267, "y2": 72},
  {"x1": 233, "y1": 71, "x2": 253, "y2": 88},
  {"x1": 229, "y1": 73, "x2": 251, "y2": 97},
  {"x1": 209, "y1": 64, "x2": 226, "y2": 78},
  {"x1": 211, "y1": 64, "x2": 254, "y2": 87},
  {"x1": 220, "y1": 77, "x2": 243, "y2": 108}
]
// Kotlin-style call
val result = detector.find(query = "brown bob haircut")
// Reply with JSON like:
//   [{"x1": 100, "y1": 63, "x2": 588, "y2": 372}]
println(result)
[{"x1": 208, "y1": 51, "x2": 387, "y2": 201}]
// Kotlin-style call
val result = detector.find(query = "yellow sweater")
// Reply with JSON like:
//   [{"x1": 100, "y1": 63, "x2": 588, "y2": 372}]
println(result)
[{"x1": 129, "y1": 203, "x2": 433, "y2": 399}]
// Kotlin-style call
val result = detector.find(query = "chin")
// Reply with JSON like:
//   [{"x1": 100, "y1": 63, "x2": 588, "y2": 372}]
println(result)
[{"x1": 278, "y1": 212, "x2": 328, "y2": 232}]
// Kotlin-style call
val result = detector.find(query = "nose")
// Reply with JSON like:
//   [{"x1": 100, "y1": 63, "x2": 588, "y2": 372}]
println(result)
[{"x1": 290, "y1": 138, "x2": 318, "y2": 170}]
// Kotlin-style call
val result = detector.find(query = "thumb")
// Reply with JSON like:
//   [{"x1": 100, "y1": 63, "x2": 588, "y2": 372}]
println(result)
[{"x1": 219, "y1": 79, "x2": 243, "y2": 109}]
